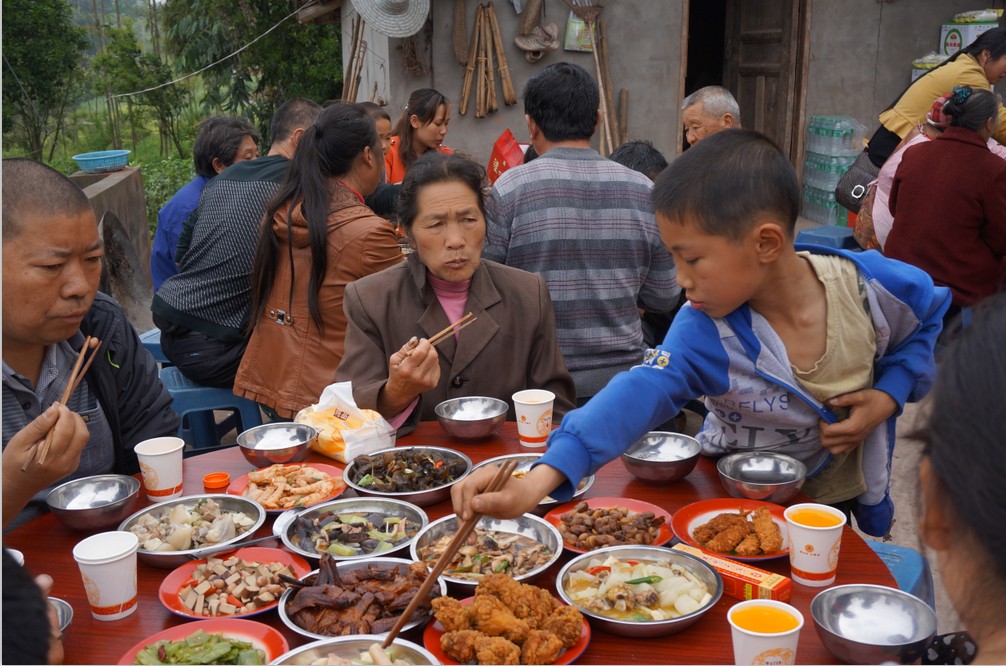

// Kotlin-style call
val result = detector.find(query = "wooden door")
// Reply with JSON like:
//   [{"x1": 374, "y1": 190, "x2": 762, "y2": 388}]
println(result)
[{"x1": 723, "y1": 0, "x2": 809, "y2": 163}]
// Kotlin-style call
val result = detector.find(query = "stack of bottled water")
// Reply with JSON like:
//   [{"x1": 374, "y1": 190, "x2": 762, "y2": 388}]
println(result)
[{"x1": 802, "y1": 116, "x2": 868, "y2": 226}]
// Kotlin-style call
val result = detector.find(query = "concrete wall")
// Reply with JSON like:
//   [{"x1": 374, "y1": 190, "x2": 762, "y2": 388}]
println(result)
[
  {"x1": 805, "y1": 0, "x2": 996, "y2": 129},
  {"x1": 344, "y1": 0, "x2": 686, "y2": 163}
]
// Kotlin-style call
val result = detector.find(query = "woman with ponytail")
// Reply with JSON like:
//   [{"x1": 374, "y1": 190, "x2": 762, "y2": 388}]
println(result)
[
  {"x1": 866, "y1": 27, "x2": 1006, "y2": 166},
  {"x1": 886, "y1": 86, "x2": 1006, "y2": 323},
  {"x1": 235, "y1": 102, "x2": 405, "y2": 419},
  {"x1": 385, "y1": 88, "x2": 453, "y2": 184}
]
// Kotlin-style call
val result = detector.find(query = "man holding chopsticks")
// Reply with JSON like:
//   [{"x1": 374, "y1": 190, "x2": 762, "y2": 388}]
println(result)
[{"x1": 2, "y1": 159, "x2": 180, "y2": 529}]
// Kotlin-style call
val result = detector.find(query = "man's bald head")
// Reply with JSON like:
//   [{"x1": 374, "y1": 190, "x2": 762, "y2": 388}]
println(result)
[{"x1": 2, "y1": 158, "x2": 93, "y2": 241}]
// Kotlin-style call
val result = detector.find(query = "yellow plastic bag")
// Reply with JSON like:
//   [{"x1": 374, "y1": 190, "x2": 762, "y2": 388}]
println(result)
[{"x1": 295, "y1": 382, "x2": 395, "y2": 463}]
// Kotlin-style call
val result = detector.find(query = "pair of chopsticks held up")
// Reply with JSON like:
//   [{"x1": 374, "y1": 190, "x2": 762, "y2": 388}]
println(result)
[
  {"x1": 22, "y1": 336, "x2": 102, "y2": 471},
  {"x1": 403, "y1": 312, "x2": 478, "y2": 357},
  {"x1": 382, "y1": 458, "x2": 519, "y2": 648}
]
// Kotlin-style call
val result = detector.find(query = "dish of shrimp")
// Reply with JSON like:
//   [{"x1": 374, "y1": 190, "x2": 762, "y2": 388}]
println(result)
[{"x1": 228, "y1": 463, "x2": 346, "y2": 512}]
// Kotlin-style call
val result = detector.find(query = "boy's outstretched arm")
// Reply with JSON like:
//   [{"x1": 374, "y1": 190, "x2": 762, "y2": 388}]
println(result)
[{"x1": 818, "y1": 389, "x2": 897, "y2": 454}]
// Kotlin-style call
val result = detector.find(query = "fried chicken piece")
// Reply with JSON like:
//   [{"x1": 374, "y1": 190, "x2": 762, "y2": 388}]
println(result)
[
  {"x1": 734, "y1": 531, "x2": 763, "y2": 557},
  {"x1": 474, "y1": 635, "x2": 521, "y2": 665},
  {"x1": 540, "y1": 605, "x2": 584, "y2": 649},
  {"x1": 692, "y1": 511, "x2": 750, "y2": 543},
  {"x1": 701, "y1": 519, "x2": 752, "y2": 553},
  {"x1": 521, "y1": 629, "x2": 564, "y2": 665},
  {"x1": 476, "y1": 574, "x2": 557, "y2": 629},
  {"x1": 432, "y1": 596, "x2": 473, "y2": 632},
  {"x1": 441, "y1": 629, "x2": 484, "y2": 663},
  {"x1": 752, "y1": 507, "x2": 783, "y2": 554},
  {"x1": 472, "y1": 594, "x2": 530, "y2": 643}
]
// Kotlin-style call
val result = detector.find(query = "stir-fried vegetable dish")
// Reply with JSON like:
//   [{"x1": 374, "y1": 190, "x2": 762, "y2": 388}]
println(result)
[
  {"x1": 417, "y1": 528, "x2": 553, "y2": 580},
  {"x1": 348, "y1": 450, "x2": 466, "y2": 493},
  {"x1": 128, "y1": 499, "x2": 257, "y2": 552},
  {"x1": 134, "y1": 630, "x2": 265, "y2": 665},
  {"x1": 289, "y1": 510, "x2": 419, "y2": 557}
]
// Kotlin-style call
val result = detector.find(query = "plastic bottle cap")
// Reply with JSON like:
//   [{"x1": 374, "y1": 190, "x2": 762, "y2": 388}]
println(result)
[{"x1": 202, "y1": 472, "x2": 231, "y2": 490}]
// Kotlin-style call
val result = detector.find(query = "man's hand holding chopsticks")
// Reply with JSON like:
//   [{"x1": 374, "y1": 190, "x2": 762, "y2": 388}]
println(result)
[
  {"x1": 2, "y1": 405, "x2": 89, "y2": 529},
  {"x1": 378, "y1": 337, "x2": 441, "y2": 416},
  {"x1": 451, "y1": 463, "x2": 566, "y2": 521}
]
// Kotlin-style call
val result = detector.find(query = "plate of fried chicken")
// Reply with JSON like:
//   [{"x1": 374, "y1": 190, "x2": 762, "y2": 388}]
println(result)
[
  {"x1": 671, "y1": 498, "x2": 788, "y2": 561},
  {"x1": 423, "y1": 574, "x2": 590, "y2": 665}
]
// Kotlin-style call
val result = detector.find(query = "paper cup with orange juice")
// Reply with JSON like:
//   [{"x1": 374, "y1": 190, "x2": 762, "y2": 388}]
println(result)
[
  {"x1": 512, "y1": 389, "x2": 555, "y2": 448},
  {"x1": 783, "y1": 503, "x2": 847, "y2": 587},
  {"x1": 727, "y1": 599, "x2": 804, "y2": 665}
]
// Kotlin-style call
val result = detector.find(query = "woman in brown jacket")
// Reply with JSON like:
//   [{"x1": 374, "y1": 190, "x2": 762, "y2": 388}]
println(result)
[
  {"x1": 335, "y1": 153, "x2": 575, "y2": 432},
  {"x1": 234, "y1": 103, "x2": 404, "y2": 418}
]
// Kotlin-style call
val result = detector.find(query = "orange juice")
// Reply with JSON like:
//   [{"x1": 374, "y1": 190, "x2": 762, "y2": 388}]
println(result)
[
  {"x1": 731, "y1": 604, "x2": 800, "y2": 634},
  {"x1": 788, "y1": 507, "x2": 843, "y2": 528}
]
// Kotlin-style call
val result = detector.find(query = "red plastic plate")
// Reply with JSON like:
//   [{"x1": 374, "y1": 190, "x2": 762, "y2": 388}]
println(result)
[
  {"x1": 117, "y1": 617, "x2": 288, "y2": 665},
  {"x1": 543, "y1": 496, "x2": 674, "y2": 554},
  {"x1": 227, "y1": 463, "x2": 346, "y2": 513},
  {"x1": 671, "y1": 498, "x2": 789, "y2": 561},
  {"x1": 158, "y1": 546, "x2": 311, "y2": 619}
]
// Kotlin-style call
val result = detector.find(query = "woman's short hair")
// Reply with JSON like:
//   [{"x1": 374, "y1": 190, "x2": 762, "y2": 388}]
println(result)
[
  {"x1": 192, "y1": 116, "x2": 260, "y2": 178},
  {"x1": 396, "y1": 153, "x2": 486, "y2": 233},
  {"x1": 944, "y1": 86, "x2": 998, "y2": 132}
]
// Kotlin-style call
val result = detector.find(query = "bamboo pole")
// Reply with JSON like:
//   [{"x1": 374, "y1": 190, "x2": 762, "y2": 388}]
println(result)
[
  {"x1": 475, "y1": 5, "x2": 487, "y2": 118},
  {"x1": 487, "y1": 2, "x2": 517, "y2": 106},
  {"x1": 480, "y1": 3, "x2": 492, "y2": 113},
  {"x1": 586, "y1": 19, "x2": 614, "y2": 153},
  {"x1": 599, "y1": 20, "x2": 619, "y2": 146},
  {"x1": 619, "y1": 88, "x2": 629, "y2": 144},
  {"x1": 459, "y1": 2, "x2": 481, "y2": 116},
  {"x1": 453, "y1": 0, "x2": 468, "y2": 65}
]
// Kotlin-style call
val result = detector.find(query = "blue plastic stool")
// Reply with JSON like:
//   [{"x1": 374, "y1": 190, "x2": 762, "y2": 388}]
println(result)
[
  {"x1": 795, "y1": 225, "x2": 859, "y2": 250},
  {"x1": 867, "y1": 541, "x2": 936, "y2": 610},
  {"x1": 139, "y1": 328, "x2": 169, "y2": 365},
  {"x1": 159, "y1": 366, "x2": 262, "y2": 450}
]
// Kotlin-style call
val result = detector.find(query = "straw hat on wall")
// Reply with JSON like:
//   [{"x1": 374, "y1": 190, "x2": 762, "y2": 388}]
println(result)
[{"x1": 351, "y1": 0, "x2": 430, "y2": 38}]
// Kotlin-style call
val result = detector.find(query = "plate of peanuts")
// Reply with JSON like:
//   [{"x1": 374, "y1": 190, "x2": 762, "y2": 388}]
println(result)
[{"x1": 227, "y1": 463, "x2": 346, "y2": 513}]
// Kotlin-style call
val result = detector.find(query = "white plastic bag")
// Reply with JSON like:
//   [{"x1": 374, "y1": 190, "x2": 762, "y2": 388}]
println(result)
[{"x1": 294, "y1": 382, "x2": 395, "y2": 463}]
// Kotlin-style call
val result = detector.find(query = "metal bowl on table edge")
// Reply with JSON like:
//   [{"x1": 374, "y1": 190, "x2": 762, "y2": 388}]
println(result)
[
  {"x1": 236, "y1": 422, "x2": 317, "y2": 468},
  {"x1": 49, "y1": 597, "x2": 73, "y2": 632},
  {"x1": 342, "y1": 446, "x2": 472, "y2": 507},
  {"x1": 278, "y1": 557, "x2": 447, "y2": 641},
  {"x1": 278, "y1": 496, "x2": 429, "y2": 561},
  {"x1": 471, "y1": 453, "x2": 595, "y2": 515},
  {"x1": 811, "y1": 584, "x2": 937, "y2": 665},
  {"x1": 45, "y1": 474, "x2": 141, "y2": 531},
  {"x1": 434, "y1": 396, "x2": 509, "y2": 440},
  {"x1": 556, "y1": 544, "x2": 723, "y2": 638},
  {"x1": 717, "y1": 450, "x2": 808, "y2": 504},
  {"x1": 272, "y1": 634, "x2": 438, "y2": 665},
  {"x1": 410, "y1": 512, "x2": 563, "y2": 588},
  {"x1": 117, "y1": 494, "x2": 267, "y2": 569}
]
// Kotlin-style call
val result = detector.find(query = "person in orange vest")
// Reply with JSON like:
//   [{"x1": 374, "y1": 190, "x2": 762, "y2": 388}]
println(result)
[{"x1": 385, "y1": 88, "x2": 453, "y2": 184}]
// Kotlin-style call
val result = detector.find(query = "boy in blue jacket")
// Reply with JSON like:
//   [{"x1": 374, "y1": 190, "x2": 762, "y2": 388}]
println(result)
[{"x1": 453, "y1": 129, "x2": 950, "y2": 538}]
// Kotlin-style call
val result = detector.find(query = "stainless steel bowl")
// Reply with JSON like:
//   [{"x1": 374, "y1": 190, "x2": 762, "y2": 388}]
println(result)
[
  {"x1": 811, "y1": 584, "x2": 937, "y2": 665},
  {"x1": 717, "y1": 451, "x2": 808, "y2": 503},
  {"x1": 236, "y1": 422, "x2": 317, "y2": 468},
  {"x1": 279, "y1": 496, "x2": 428, "y2": 561},
  {"x1": 273, "y1": 635, "x2": 438, "y2": 665},
  {"x1": 343, "y1": 446, "x2": 472, "y2": 507},
  {"x1": 117, "y1": 494, "x2": 266, "y2": 568},
  {"x1": 410, "y1": 513, "x2": 563, "y2": 587},
  {"x1": 278, "y1": 558, "x2": 447, "y2": 641},
  {"x1": 48, "y1": 597, "x2": 73, "y2": 632},
  {"x1": 556, "y1": 545, "x2": 723, "y2": 637},
  {"x1": 435, "y1": 396, "x2": 508, "y2": 440},
  {"x1": 471, "y1": 453, "x2": 594, "y2": 515},
  {"x1": 45, "y1": 474, "x2": 141, "y2": 531},
  {"x1": 621, "y1": 432, "x2": 701, "y2": 483}
]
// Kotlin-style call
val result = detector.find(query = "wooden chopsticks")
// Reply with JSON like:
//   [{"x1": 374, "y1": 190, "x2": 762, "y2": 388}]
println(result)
[
  {"x1": 429, "y1": 312, "x2": 477, "y2": 348},
  {"x1": 22, "y1": 336, "x2": 101, "y2": 470},
  {"x1": 381, "y1": 458, "x2": 519, "y2": 648}
]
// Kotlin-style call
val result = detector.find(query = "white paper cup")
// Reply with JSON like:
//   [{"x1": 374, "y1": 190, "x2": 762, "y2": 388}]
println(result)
[
  {"x1": 784, "y1": 502, "x2": 847, "y2": 587},
  {"x1": 728, "y1": 599, "x2": 804, "y2": 666},
  {"x1": 512, "y1": 389, "x2": 555, "y2": 448},
  {"x1": 72, "y1": 531, "x2": 139, "y2": 621},
  {"x1": 134, "y1": 436, "x2": 184, "y2": 501}
]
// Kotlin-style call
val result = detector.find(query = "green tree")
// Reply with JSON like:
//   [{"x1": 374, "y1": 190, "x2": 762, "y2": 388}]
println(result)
[
  {"x1": 2, "y1": 0, "x2": 89, "y2": 160},
  {"x1": 162, "y1": 0, "x2": 342, "y2": 142},
  {"x1": 92, "y1": 23, "x2": 190, "y2": 157}
]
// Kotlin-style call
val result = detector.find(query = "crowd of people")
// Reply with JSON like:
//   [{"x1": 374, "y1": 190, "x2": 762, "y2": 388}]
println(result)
[{"x1": 3, "y1": 28, "x2": 1006, "y2": 664}]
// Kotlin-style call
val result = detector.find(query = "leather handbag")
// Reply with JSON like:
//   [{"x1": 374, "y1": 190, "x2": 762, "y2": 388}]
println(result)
[{"x1": 835, "y1": 149, "x2": 880, "y2": 213}]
